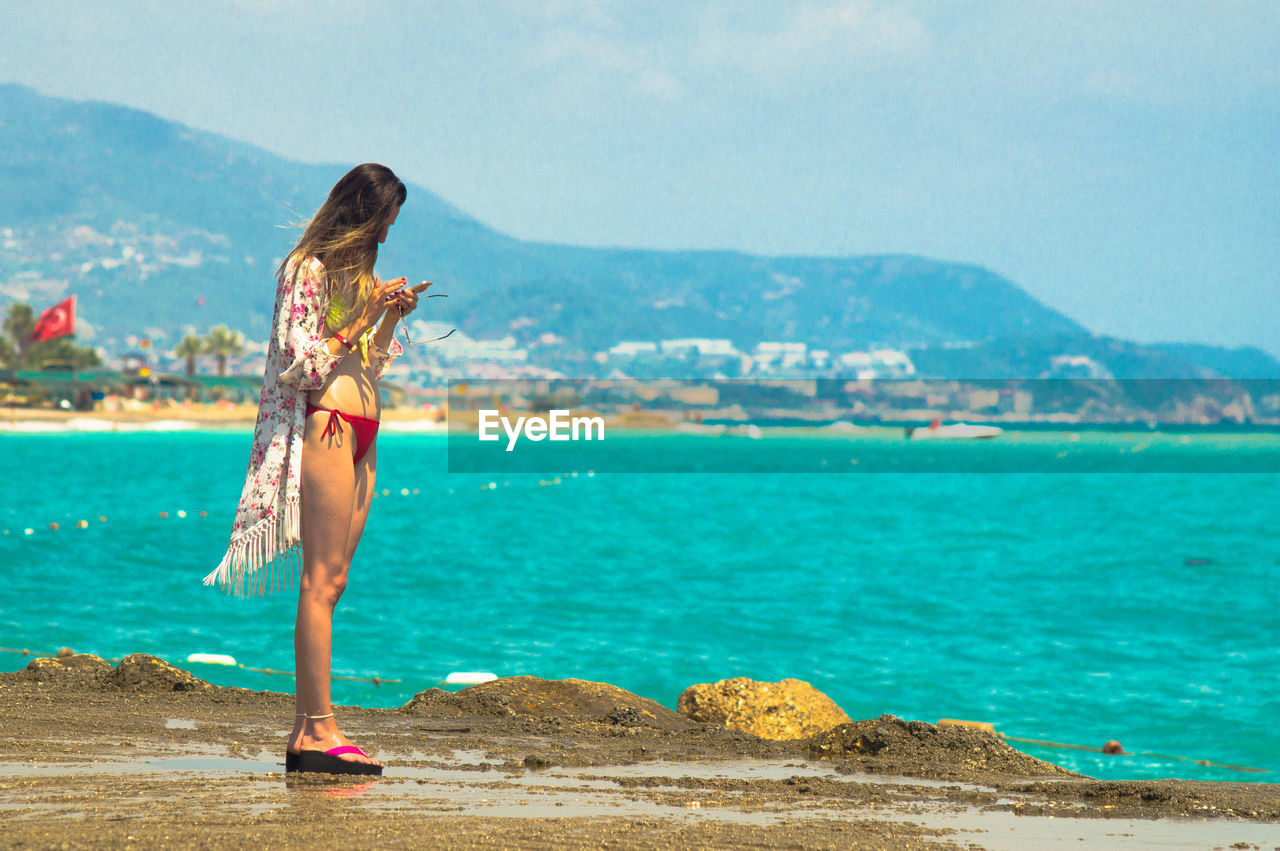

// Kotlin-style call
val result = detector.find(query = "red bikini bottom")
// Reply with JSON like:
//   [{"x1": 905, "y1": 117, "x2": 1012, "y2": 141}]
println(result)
[{"x1": 305, "y1": 402, "x2": 380, "y2": 466}]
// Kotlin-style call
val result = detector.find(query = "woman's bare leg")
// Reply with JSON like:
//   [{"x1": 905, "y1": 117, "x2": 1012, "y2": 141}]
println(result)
[
  {"x1": 290, "y1": 413, "x2": 381, "y2": 765},
  {"x1": 344, "y1": 442, "x2": 377, "y2": 584}
]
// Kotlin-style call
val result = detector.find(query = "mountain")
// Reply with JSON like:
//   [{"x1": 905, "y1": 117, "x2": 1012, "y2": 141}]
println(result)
[
  {"x1": 1148, "y1": 343, "x2": 1280, "y2": 380},
  {"x1": 2, "y1": 83, "x2": 1274, "y2": 379}
]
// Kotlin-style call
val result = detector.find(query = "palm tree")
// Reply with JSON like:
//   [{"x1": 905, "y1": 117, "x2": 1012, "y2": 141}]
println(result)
[
  {"x1": 204, "y1": 326, "x2": 245, "y2": 377},
  {"x1": 0, "y1": 302, "x2": 98, "y2": 372},
  {"x1": 174, "y1": 334, "x2": 207, "y2": 376},
  {"x1": 40, "y1": 337, "x2": 102, "y2": 370},
  {"x1": 3, "y1": 303, "x2": 35, "y2": 367}
]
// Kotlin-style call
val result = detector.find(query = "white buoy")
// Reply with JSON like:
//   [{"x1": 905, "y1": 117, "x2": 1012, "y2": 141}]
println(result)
[
  {"x1": 442, "y1": 671, "x2": 497, "y2": 686},
  {"x1": 187, "y1": 653, "x2": 238, "y2": 666}
]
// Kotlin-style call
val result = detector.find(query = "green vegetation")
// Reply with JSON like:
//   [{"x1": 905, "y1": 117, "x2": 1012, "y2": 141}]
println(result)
[
  {"x1": 204, "y1": 326, "x2": 245, "y2": 376},
  {"x1": 169, "y1": 327, "x2": 249, "y2": 376},
  {"x1": 2, "y1": 83, "x2": 1276, "y2": 379},
  {"x1": 0, "y1": 302, "x2": 101, "y2": 372},
  {"x1": 173, "y1": 334, "x2": 206, "y2": 376}
]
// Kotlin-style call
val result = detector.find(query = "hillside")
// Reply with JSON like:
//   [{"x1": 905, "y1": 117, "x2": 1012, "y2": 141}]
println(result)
[
  {"x1": 2, "y1": 85, "x2": 1079, "y2": 346},
  {"x1": 3, "y1": 83, "x2": 1275, "y2": 378}
]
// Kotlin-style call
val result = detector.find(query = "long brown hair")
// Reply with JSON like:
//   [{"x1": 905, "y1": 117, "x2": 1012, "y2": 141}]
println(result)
[{"x1": 278, "y1": 163, "x2": 407, "y2": 326}]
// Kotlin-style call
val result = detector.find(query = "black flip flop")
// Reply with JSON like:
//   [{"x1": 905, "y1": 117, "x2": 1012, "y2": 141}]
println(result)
[{"x1": 294, "y1": 745, "x2": 382, "y2": 776}]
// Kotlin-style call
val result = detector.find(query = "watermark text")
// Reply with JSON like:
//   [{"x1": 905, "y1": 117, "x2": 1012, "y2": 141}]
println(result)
[{"x1": 478, "y1": 409, "x2": 605, "y2": 451}]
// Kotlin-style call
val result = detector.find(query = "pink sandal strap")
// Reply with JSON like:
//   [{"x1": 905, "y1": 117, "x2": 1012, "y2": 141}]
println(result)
[{"x1": 325, "y1": 745, "x2": 368, "y2": 758}]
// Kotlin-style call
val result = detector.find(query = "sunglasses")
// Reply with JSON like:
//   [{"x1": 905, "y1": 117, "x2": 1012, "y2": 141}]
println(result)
[{"x1": 399, "y1": 293, "x2": 455, "y2": 346}]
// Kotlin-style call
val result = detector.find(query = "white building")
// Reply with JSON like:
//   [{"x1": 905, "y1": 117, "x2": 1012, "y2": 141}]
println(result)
[
  {"x1": 753, "y1": 342, "x2": 808, "y2": 371},
  {"x1": 838, "y1": 349, "x2": 916, "y2": 379},
  {"x1": 608, "y1": 341, "x2": 658, "y2": 357},
  {"x1": 660, "y1": 338, "x2": 740, "y2": 357},
  {"x1": 1047, "y1": 354, "x2": 1113, "y2": 379}
]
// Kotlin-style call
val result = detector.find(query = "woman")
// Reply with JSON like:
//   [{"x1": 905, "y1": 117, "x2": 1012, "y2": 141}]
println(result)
[{"x1": 205, "y1": 163, "x2": 426, "y2": 775}]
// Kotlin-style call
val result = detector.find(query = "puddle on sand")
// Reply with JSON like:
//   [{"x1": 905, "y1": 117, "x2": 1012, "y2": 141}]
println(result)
[
  {"x1": 556, "y1": 759, "x2": 995, "y2": 793},
  {"x1": 164, "y1": 719, "x2": 197, "y2": 730},
  {"x1": 6, "y1": 752, "x2": 1280, "y2": 845},
  {"x1": 881, "y1": 805, "x2": 1280, "y2": 850},
  {"x1": 148, "y1": 757, "x2": 281, "y2": 772},
  {"x1": 559, "y1": 759, "x2": 843, "y2": 783},
  {"x1": 0, "y1": 754, "x2": 894, "y2": 826},
  {"x1": 0, "y1": 749, "x2": 284, "y2": 777}
]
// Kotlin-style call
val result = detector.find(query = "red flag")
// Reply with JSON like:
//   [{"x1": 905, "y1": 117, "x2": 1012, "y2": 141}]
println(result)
[{"x1": 31, "y1": 296, "x2": 76, "y2": 343}]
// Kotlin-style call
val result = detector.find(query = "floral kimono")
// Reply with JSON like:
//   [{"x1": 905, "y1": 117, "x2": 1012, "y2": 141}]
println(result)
[{"x1": 204, "y1": 256, "x2": 402, "y2": 596}]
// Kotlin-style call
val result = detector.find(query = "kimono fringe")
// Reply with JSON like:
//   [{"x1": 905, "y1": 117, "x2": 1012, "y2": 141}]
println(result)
[{"x1": 203, "y1": 494, "x2": 303, "y2": 597}]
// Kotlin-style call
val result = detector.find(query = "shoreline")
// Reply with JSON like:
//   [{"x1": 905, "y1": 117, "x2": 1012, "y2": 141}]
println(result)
[
  {"x1": 6, "y1": 404, "x2": 1280, "y2": 435},
  {"x1": 3, "y1": 654, "x2": 1279, "y2": 848},
  {"x1": 0, "y1": 404, "x2": 447, "y2": 432}
]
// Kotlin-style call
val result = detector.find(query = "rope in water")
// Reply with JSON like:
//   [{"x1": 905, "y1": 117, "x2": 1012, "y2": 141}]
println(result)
[
  {"x1": 1001, "y1": 734, "x2": 1269, "y2": 774},
  {"x1": 1, "y1": 475, "x2": 585, "y2": 536},
  {"x1": 0, "y1": 645, "x2": 399, "y2": 687},
  {"x1": 936, "y1": 720, "x2": 1269, "y2": 774}
]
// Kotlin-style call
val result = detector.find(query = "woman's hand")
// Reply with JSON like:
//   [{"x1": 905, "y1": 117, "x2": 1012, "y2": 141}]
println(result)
[
  {"x1": 360, "y1": 276, "x2": 408, "y2": 331},
  {"x1": 390, "y1": 281, "x2": 433, "y2": 319}
]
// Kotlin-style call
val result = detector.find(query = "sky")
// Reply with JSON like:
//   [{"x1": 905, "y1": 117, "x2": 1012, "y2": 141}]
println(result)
[{"x1": 3, "y1": 1, "x2": 1278, "y2": 353}]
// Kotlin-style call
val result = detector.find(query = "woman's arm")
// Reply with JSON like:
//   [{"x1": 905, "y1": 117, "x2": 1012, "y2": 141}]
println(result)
[
  {"x1": 275, "y1": 257, "x2": 347, "y2": 390},
  {"x1": 366, "y1": 281, "x2": 410, "y2": 380},
  {"x1": 368, "y1": 314, "x2": 405, "y2": 381}
]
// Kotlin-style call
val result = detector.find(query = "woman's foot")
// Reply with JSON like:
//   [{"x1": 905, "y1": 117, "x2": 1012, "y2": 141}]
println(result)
[
  {"x1": 293, "y1": 713, "x2": 384, "y2": 768},
  {"x1": 287, "y1": 713, "x2": 305, "y2": 756}
]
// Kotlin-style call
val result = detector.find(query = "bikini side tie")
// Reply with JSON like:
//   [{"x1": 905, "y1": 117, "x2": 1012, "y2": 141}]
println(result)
[{"x1": 319, "y1": 409, "x2": 343, "y2": 442}]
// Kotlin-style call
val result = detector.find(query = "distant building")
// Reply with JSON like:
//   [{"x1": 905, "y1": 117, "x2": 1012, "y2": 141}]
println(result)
[
  {"x1": 660, "y1": 338, "x2": 740, "y2": 357},
  {"x1": 967, "y1": 389, "x2": 1000, "y2": 410},
  {"x1": 997, "y1": 389, "x2": 1034, "y2": 415},
  {"x1": 1046, "y1": 355, "x2": 1112, "y2": 379},
  {"x1": 753, "y1": 342, "x2": 808, "y2": 371},
  {"x1": 837, "y1": 349, "x2": 915, "y2": 378},
  {"x1": 872, "y1": 349, "x2": 915, "y2": 376},
  {"x1": 608, "y1": 341, "x2": 658, "y2": 357}
]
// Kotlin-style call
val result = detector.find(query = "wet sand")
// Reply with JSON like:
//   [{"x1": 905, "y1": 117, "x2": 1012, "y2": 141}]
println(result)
[{"x1": 3, "y1": 655, "x2": 1279, "y2": 849}]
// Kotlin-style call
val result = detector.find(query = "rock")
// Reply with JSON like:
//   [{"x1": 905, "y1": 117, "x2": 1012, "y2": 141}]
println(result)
[
  {"x1": 810, "y1": 713, "x2": 1079, "y2": 780},
  {"x1": 403, "y1": 686, "x2": 515, "y2": 718},
  {"x1": 107, "y1": 654, "x2": 211, "y2": 692},
  {"x1": 21, "y1": 653, "x2": 215, "y2": 692},
  {"x1": 677, "y1": 677, "x2": 851, "y2": 740},
  {"x1": 810, "y1": 714, "x2": 938, "y2": 758},
  {"x1": 403, "y1": 676, "x2": 696, "y2": 732},
  {"x1": 25, "y1": 653, "x2": 114, "y2": 685}
]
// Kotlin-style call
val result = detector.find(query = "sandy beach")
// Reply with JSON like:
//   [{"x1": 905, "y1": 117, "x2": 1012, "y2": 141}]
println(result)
[
  {"x1": 3, "y1": 654, "x2": 1278, "y2": 849},
  {"x1": 0, "y1": 404, "x2": 452, "y2": 430},
  {"x1": 0, "y1": 403, "x2": 259, "y2": 429}
]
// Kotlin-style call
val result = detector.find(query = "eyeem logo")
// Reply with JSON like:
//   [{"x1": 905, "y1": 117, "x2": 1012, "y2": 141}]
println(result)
[{"x1": 478, "y1": 409, "x2": 605, "y2": 452}]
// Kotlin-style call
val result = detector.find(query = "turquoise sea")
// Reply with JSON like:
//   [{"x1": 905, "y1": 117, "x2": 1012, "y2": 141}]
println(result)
[{"x1": 2, "y1": 427, "x2": 1277, "y2": 783}]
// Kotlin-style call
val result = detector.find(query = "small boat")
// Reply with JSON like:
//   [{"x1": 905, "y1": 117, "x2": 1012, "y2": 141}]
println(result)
[
  {"x1": 726, "y1": 423, "x2": 763, "y2": 439},
  {"x1": 906, "y1": 417, "x2": 1001, "y2": 440},
  {"x1": 823, "y1": 420, "x2": 863, "y2": 433},
  {"x1": 677, "y1": 422, "x2": 728, "y2": 435}
]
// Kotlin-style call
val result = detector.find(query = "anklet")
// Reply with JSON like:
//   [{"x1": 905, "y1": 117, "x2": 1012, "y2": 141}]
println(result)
[{"x1": 305, "y1": 712, "x2": 335, "y2": 720}]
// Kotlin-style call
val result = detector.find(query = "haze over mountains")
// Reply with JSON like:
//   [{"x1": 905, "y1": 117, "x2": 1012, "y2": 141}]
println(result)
[{"x1": 1, "y1": 83, "x2": 1276, "y2": 379}]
